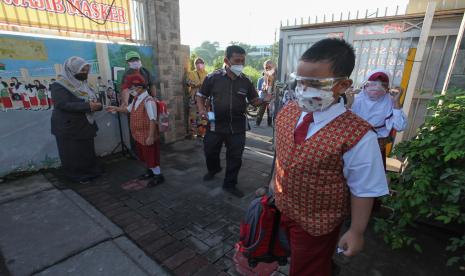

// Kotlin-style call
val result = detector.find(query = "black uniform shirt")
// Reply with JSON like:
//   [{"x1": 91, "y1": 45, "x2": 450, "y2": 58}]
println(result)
[{"x1": 198, "y1": 69, "x2": 258, "y2": 134}]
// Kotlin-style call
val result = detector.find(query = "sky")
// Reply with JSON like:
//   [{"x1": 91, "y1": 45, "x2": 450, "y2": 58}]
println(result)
[{"x1": 179, "y1": 0, "x2": 409, "y2": 48}]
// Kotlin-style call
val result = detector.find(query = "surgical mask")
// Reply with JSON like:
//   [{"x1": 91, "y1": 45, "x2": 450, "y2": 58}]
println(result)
[
  {"x1": 128, "y1": 60, "x2": 142, "y2": 70},
  {"x1": 74, "y1": 73, "x2": 88, "y2": 81},
  {"x1": 229, "y1": 65, "x2": 244, "y2": 76},
  {"x1": 196, "y1": 63, "x2": 205, "y2": 70},
  {"x1": 295, "y1": 85, "x2": 335, "y2": 112}
]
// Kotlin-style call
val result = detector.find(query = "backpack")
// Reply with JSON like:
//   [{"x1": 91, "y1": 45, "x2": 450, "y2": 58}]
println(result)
[
  {"x1": 156, "y1": 100, "x2": 170, "y2": 132},
  {"x1": 234, "y1": 193, "x2": 290, "y2": 270}
]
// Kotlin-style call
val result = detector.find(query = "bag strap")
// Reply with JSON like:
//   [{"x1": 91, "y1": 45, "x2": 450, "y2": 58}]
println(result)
[{"x1": 268, "y1": 202, "x2": 281, "y2": 256}]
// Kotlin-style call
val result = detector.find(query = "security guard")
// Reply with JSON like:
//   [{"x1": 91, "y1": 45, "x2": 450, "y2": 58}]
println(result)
[{"x1": 196, "y1": 45, "x2": 271, "y2": 198}]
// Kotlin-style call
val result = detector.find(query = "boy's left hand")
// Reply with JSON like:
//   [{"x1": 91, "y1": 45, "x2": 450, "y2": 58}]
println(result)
[
  {"x1": 145, "y1": 135, "x2": 155, "y2": 146},
  {"x1": 337, "y1": 229, "x2": 364, "y2": 257}
]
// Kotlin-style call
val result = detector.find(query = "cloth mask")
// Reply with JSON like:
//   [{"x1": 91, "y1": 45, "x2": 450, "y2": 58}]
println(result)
[
  {"x1": 229, "y1": 65, "x2": 244, "y2": 76},
  {"x1": 128, "y1": 60, "x2": 142, "y2": 70},
  {"x1": 295, "y1": 86, "x2": 335, "y2": 112},
  {"x1": 74, "y1": 73, "x2": 88, "y2": 81},
  {"x1": 365, "y1": 87, "x2": 386, "y2": 101},
  {"x1": 196, "y1": 64, "x2": 205, "y2": 70}
]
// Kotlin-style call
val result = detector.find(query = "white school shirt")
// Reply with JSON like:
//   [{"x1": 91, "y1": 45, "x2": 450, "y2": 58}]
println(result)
[
  {"x1": 296, "y1": 102, "x2": 388, "y2": 197},
  {"x1": 127, "y1": 91, "x2": 158, "y2": 121},
  {"x1": 351, "y1": 90, "x2": 407, "y2": 138}
]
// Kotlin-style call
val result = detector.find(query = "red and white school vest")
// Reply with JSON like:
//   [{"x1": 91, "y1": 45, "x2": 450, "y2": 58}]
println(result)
[
  {"x1": 130, "y1": 96, "x2": 156, "y2": 145},
  {"x1": 274, "y1": 102, "x2": 372, "y2": 236}
]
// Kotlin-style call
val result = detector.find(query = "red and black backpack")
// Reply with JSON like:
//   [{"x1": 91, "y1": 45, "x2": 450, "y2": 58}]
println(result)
[{"x1": 236, "y1": 193, "x2": 290, "y2": 268}]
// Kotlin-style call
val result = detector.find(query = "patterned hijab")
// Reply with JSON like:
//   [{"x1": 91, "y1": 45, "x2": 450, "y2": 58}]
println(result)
[
  {"x1": 57, "y1": 56, "x2": 95, "y2": 101},
  {"x1": 57, "y1": 56, "x2": 97, "y2": 123}
]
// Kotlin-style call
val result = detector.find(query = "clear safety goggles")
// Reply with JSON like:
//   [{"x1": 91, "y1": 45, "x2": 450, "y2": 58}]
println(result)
[{"x1": 289, "y1": 72, "x2": 347, "y2": 91}]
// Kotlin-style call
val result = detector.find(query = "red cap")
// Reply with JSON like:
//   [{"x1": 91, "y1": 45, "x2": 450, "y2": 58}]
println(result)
[
  {"x1": 368, "y1": 72, "x2": 389, "y2": 83},
  {"x1": 121, "y1": 73, "x2": 146, "y2": 90}
]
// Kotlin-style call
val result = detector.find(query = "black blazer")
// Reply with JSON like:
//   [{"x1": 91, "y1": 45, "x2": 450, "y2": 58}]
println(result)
[{"x1": 50, "y1": 82, "x2": 98, "y2": 139}]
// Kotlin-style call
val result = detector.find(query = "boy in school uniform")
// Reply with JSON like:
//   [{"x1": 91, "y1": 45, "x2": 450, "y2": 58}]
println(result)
[
  {"x1": 271, "y1": 38, "x2": 388, "y2": 276},
  {"x1": 107, "y1": 74, "x2": 164, "y2": 186}
]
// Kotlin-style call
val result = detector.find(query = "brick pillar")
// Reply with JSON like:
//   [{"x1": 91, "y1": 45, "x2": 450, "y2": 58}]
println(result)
[{"x1": 146, "y1": 0, "x2": 189, "y2": 143}]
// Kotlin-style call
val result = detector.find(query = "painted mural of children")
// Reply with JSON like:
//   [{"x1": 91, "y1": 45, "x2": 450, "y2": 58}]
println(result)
[
  {"x1": 1, "y1": 77, "x2": 13, "y2": 110},
  {"x1": 26, "y1": 83, "x2": 39, "y2": 109},
  {"x1": 1, "y1": 81, "x2": 11, "y2": 110},
  {"x1": 34, "y1": 80, "x2": 49, "y2": 109},
  {"x1": 11, "y1": 77, "x2": 31, "y2": 110},
  {"x1": 8, "y1": 79, "x2": 23, "y2": 110}
]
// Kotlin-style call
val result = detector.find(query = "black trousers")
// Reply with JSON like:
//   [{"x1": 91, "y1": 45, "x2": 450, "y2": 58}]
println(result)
[
  {"x1": 55, "y1": 136, "x2": 99, "y2": 182},
  {"x1": 203, "y1": 131, "x2": 246, "y2": 188}
]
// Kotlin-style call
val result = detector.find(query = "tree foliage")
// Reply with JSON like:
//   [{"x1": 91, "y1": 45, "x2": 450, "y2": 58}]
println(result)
[
  {"x1": 374, "y1": 88, "x2": 465, "y2": 269},
  {"x1": 191, "y1": 40, "x2": 279, "y2": 87}
]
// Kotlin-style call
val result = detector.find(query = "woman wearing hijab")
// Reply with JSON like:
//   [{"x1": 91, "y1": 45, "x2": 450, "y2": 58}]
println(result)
[
  {"x1": 348, "y1": 69, "x2": 407, "y2": 168},
  {"x1": 186, "y1": 57, "x2": 208, "y2": 138},
  {"x1": 50, "y1": 56, "x2": 103, "y2": 183}
]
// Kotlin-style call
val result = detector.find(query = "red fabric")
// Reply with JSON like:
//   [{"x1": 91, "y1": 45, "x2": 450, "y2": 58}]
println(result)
[
  {"x1": 1, "y1": 97, "x2": 13, "y2": 108},
  {"x1": 39, "y1": 97, "x2": 48, "y2": 106},
  {"x1": 130, "y1": 96, "x2": 156, "y2": 145},
  {"x1": 121, "y1": 71, "x2": 146, "y2": 90},
  {"x1": 29, "y1": 96, "x2": 38, "y2": 106},
  {"x1": 280, "y1": 214, "x2": 340, "y2": 276},
  {"x1": 21, "y1": 95, "x2": 31, "y2": 109},
  {"x1": 274, "y1": 102, "x2": 372, "y2": 235},
  {"x1": 368, "y1": 72, "x2": 389, "y2": 83},
  {"x1": 293, "y1": 112, "x2": 313, "y2": 144},
  {"x1": 135, "y1": 141, "x2": 160, "y2": 168}
]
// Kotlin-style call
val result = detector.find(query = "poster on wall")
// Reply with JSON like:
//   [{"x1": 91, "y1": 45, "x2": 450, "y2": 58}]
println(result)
[
  {"x1": 107, "y1": 43, "x2": 156, "y2": 88},
  {"x1": 0, "y1": 0, "x2": 131, "y2": 39}
]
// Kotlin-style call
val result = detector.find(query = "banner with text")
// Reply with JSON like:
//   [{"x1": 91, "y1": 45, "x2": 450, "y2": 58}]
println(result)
[{"x1": 0, "y1": 0, "x2": 131, "y2": 39}]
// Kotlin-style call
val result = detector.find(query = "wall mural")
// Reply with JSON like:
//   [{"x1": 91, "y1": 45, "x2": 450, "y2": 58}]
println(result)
[{"x1": 0, "y1": 33, "x2": 156, "y2": 177}]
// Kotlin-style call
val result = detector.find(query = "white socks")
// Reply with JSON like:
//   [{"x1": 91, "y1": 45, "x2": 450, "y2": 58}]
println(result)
[{"x1": 151, "y1": 166, "x2": 161, "y2": 175}]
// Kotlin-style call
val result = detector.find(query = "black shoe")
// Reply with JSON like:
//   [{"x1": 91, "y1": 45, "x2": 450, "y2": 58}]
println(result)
[
  {"x1": 147, "y1": 174, "x2": 165, "y2": 187},
  {"x1": 223, "y1": 186, "x2": 244, "y2": 198},
  {"x1": 203, "y1": 169, "x2": 221, "y2": 181},
  {"x1": 138, "y1": 170, "x2": 154, "y2": 180},
  {"x1": 154, "y1": 174, "x2": 165, "y2": 184}
]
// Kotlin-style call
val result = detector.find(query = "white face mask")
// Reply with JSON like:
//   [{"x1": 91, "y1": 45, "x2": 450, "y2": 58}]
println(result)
[
  {"x1": 229, "y1": 65, "x2": 244, "y2": 76},
  {"x1": 295, "y1": 86, "x2": 335, "y2": 112},
  {"x1": 128, "y1": 60, "x2": 142, "y2": 70}
]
